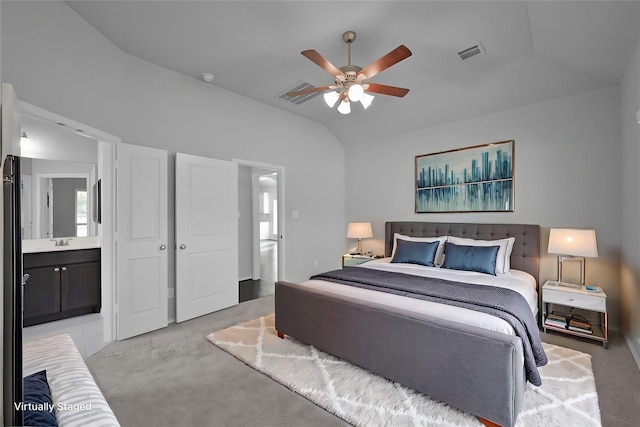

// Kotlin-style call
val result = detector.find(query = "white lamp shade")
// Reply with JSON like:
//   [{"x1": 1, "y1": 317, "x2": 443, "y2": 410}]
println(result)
[
  {"x1": 548, "y1": 228, "x2": 598, "y2": 257},
  {"x1": 347, "y1": 84, "x2": 364, "y2": 102},
  {"x1": 360, "y1": 93, "x2": 375, "y2": 109},
  {"x1": 347, "y1": 222, "x2": 373, "y2": 239},
  {"x1": 323, "y1": 91, "x2": 340, "y2": 108},
  {"x1": 337, "y1": 99, "x2": 351, "y2": 114}
]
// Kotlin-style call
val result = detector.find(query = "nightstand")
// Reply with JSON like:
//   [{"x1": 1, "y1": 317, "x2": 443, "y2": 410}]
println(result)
[
  {"x1": 542, "y1": 280, "x2": 608, "y2": 348},
  {"x1": 342, "y1": 254, "x2": 375, "y2": 267}
]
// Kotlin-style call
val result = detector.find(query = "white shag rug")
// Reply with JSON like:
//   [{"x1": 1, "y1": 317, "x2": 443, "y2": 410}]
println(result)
[{"x1": 206, "y1": 314, "x2": 601, "y2": 427}]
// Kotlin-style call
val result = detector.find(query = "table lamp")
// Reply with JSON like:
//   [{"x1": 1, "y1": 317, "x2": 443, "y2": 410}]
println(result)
[
  {"x1": 347, "y1": 222, "x2": 373, "y2": 255},
  {"x1": 547, "y1": 228, "x2": 598, "y2": 287}
]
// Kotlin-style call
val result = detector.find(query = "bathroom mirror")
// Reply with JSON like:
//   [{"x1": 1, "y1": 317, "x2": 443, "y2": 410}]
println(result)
[
  {"x1": 21, "y1": 158, "x2": 97, "y2": 239},
  {"x1": 20, "y1": 108, "x2": 100, "y2": 240}
]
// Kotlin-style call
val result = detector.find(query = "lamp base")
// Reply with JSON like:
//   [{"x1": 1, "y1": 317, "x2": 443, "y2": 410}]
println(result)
[
  {"x1": 557, "y1": 255, "x2": 586, "y2": 286},
  {"x1": 557, "y1": 281, "x2": 581, "y2": 289}
]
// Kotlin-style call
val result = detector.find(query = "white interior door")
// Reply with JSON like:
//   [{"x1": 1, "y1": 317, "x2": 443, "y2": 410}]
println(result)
[
  {"x1": 116, "y1": 143, "x2": 168, "y2": 339},
  {"x1": 175, "y1": 153, "x2": 238, "y2": 323}
]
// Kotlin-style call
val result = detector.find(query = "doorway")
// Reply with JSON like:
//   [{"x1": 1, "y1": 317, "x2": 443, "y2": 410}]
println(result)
[
  {"x1": 235, "y1": 160, "x2": 284, "y2": 303},
  {"x1": 19, "y1": 100, "x2": 119, "y2": 344}
]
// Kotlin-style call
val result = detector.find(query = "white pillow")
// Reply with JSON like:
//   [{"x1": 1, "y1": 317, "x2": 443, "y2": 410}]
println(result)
[
  {"x1": 392, "y1": 233, "x2": 447, "y2": 266},
  {"x1": 446, "y1": 236, "x2": 516, "y2": 274}
]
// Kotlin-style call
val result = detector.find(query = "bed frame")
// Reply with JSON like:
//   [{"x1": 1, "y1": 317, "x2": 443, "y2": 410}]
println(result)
[{"x1": 275, "y1": 221, "x2": 540, "y2": 427}]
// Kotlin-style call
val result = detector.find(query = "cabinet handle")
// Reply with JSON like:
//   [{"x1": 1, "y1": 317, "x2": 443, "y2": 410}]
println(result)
[
  {"x1": 54, "y1": 267, "x2": 60, "y2": 272},
  {"x1": 61, "y1": 267, "x2": 67, "y2": 271},
  {"x1": 179, "y1": 244, "x2": 187, "y2": 250},
  {"x1": 159, "y1": 244, "x2": 167, "y2": 250}
]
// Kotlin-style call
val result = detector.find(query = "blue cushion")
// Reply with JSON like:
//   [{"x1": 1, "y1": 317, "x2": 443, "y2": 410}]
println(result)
[
  {"x1": 391, "y1": 239, "x2": 439, "y2": 267},
  {"x1": 23, "y1": 370, "x2": 58, "y2": 427},
  {"x1": 442, "y1": 242, "x2": 500, "y2": 275}
]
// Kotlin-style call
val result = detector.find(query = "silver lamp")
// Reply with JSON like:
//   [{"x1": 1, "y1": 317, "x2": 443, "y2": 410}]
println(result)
[
  {"x1": 548, "y1": 228, "x2": 598, "y2": 287},
  {"x1": 346, "y1": 222, "x2": 373, "y2": 255}
]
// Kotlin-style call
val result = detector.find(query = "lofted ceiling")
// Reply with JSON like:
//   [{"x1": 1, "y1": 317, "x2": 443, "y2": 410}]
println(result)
[{"x1": 65, "y1": 1, "x2": 640, "y2": 145}]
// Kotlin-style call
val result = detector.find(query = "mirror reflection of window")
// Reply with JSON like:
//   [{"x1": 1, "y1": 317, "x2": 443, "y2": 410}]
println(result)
[
  {"x1": 261, "y1": 192, "x2": 270, "y2": 214},
  {"x1": 75, "y1": 189, "x2": 88, "y2": 237},
  {"x1": 272, "y1": 200, "x2": 278, "y2": 235}
]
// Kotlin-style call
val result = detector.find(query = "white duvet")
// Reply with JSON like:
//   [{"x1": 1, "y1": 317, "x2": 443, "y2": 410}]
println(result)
[{"x1": 301, "y1": 258, "x2": 538, "y2": 336}]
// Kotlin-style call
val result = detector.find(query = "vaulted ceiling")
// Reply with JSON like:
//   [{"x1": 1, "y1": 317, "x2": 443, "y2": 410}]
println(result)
[{"x1": 66, "y1": 1, "x2": 640, "y2": 145}]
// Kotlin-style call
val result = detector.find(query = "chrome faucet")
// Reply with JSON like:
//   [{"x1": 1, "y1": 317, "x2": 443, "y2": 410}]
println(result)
[{"x1": 50, "y1": 238, "x2": 72, "y2": 246}]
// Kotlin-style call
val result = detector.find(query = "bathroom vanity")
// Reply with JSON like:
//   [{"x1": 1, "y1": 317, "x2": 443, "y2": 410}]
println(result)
[{"x1": 23, "y1": 240, "x2": 101, "y2": 327}]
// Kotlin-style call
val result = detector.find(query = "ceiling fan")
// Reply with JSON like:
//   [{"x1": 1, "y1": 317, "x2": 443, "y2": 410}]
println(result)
[{"x1": 287, "y1": 31, "x2": 412, "y2": 114}]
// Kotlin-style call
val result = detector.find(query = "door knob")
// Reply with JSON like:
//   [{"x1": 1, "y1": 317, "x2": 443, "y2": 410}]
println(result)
[
  {"x1": 159, "y1": 244, "x2": 167, "y2": 250},
  {"x1": 179, "y1": 244, "x2": 187, "y2": 250},
  {"x1": 61, "y1": 267, "x2": 67, "y2": 271},
  {"x1": 54, "y1": 267, "x2": 60, "y2": 272}
]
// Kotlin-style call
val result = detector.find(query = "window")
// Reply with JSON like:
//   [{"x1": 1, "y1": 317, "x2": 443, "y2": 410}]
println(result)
[
  {"x1": 75, "y1": 189, "x2": 88, "y2": 237},
  {"x1": 261, "y1": 192, "x2": 270, "y2": 214},
  {"x1": 272, "y1": 200, "x2": 278, "y2": 234}
]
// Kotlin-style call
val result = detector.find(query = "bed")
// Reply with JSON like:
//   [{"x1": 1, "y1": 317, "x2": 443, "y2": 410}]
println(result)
[{"x1": 275, "y1": 221, "x2": 542, "y2": 427}]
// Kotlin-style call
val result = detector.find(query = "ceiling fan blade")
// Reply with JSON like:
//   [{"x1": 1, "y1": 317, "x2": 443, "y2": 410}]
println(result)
[
  {"x1": 366, "y1": 83, "x2": 410, "y2": 97},
  {"x1": 286, "y1": 85, "x2": 334, "y2": 97},
  {"x1": 301, "y1": 50, "x2": 346, "y2": 78},
  {"x1": 357, "y1": 45, "x2": 412, "y2": 80}
]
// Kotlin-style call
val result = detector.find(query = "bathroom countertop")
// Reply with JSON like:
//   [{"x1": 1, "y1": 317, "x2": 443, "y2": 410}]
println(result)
[{"x1": 22, "y1": 237, "x2": 101, "y2": 254}]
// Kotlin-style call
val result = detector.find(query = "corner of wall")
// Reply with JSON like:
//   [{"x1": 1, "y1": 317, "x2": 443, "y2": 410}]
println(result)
[{"x1": 625, "y1": 336, "x2": 640, "y2": 370}]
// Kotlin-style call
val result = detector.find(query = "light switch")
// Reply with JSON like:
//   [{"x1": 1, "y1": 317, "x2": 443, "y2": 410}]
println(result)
[{"x1": 292, "y1": 210, "x2": 299, "y2": 218}]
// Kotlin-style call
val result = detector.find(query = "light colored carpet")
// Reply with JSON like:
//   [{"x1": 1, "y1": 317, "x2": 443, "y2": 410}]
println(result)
[{"x1": 207, "y1": 313, "x2": 602, "y2": 427}]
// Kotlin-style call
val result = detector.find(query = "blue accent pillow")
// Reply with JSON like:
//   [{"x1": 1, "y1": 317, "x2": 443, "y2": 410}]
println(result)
[
  {"x1": 23, "y1": 370, "x2": 58, "y2": 427},
  {"x1": 442, "y1": 242, "x2": 500, "y2": 275},
  {"x1": 391, "y1": 239, "x2": 439, "y2": 267}
]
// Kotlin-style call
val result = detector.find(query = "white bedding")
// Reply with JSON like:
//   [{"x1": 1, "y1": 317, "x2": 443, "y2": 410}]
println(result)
[{"x1": 301, "y1": 258, "x2": 538, "y2": 336}]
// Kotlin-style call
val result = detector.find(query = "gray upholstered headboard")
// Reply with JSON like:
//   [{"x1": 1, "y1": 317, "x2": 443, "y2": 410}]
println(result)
[{"x1": 385, "y1": 222, "x2": 540, "y2": 284}]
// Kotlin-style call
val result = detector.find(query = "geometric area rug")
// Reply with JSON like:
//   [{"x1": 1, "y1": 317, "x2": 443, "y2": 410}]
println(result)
[{"x1": 206, "y1": 313, "x2": 601, "y2": 427}]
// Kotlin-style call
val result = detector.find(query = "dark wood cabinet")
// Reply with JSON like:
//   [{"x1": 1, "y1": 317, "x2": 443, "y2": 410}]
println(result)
[{"x1": 23, "y1": 248, "x2": 101, "y2": 327}]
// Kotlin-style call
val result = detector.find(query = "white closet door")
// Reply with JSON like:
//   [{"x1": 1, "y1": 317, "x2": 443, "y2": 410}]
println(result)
[
  {"x1": 175, "y1": 153, "x2": 238, "y2": 323},
  {"x1": 116, "y1": 143, "x2": 168, "y2": 339}
]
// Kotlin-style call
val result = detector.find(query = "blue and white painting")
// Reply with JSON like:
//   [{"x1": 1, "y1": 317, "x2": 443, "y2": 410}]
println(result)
[{"x1": 415, "y1": 140, "x2": 514, "y2": 212}]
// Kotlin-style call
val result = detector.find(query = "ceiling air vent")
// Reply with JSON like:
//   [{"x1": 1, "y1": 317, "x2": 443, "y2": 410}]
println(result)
[
  {"x1": 277, "y1": 82, "x2": 323, "y2": 105},
  {"x1": 458, "y1": 43, "x2": 486, "y2": 60}
]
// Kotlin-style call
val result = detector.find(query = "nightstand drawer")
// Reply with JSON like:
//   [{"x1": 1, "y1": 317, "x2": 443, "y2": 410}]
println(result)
[{"x1": 544, "y1": 289, "x2": 606, "y2": 312}]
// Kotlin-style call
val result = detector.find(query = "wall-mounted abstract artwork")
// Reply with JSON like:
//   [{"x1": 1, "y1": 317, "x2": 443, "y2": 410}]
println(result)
[{"x1": 415, "y1": 140, "x2": 514, "y2": 213}]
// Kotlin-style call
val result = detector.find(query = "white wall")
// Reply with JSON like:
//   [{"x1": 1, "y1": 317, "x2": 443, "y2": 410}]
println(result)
[
  {"x1": 20, "y1": 115, "x2": 98, "y2": 164},
  {"x1": 345, "y1": 86, "x2": 623, "y2": 328},
  {"x1": 238, "y1": 165, "x2": 252, "y2": 281},
  {"x1": 1, "y1": 0, "x2": 346, "y2": 296},
  {"x1": 620, "y1": 35, "x2": 640, "y2": 365}
]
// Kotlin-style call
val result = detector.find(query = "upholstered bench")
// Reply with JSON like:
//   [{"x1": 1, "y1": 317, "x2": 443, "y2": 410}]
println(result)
[{"x1": 23, "y1": 334, "x2": 120, "y2": 426}]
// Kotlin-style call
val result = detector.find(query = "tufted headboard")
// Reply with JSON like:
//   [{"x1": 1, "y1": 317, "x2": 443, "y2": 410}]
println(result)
[{"x1": 385, "y1": 221, "x2": 540, "y2": 284}]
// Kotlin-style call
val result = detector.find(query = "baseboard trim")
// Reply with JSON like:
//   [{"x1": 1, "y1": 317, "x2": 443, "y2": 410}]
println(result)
[{"x1": 625, "y1": 334, "x2": 640, "y2": 371}]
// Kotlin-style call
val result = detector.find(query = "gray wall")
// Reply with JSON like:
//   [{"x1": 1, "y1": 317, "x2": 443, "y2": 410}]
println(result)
[
  {"x1": 621, "y1": 36, "x2": 640, "y2": 365},
  {"x1": 345, "y1": 86, "x2": 624, "y2": 329},
  {"x1": 52, "y1": 177, "x2": 86, "y2": 238},
  {"x1": 1, "y1": 1, "x2": 346, "y2": 291}
]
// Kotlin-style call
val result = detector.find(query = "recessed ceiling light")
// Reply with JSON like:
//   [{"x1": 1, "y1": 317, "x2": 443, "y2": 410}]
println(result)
[{"x1": 201, "y1": 73, "x2": 214, "y2": 82}]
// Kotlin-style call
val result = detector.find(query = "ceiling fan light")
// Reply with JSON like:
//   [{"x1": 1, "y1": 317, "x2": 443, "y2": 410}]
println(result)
[
  {"x1": 337, "y1": 99, "x2": 351, "y2": 114},
  {"x1": 360, "y1": 93, "x2": 375, "y2": 109},
  {"x1": 323, "y1": 91, "x2": 340, "y2": 108},
  {"x1": 347, "y1": 84, "x2": 364, "y2": 102}
]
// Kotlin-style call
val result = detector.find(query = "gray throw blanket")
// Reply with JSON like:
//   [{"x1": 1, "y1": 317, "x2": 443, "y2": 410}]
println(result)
[{"x1": 311, "y1": 267, "x2": 547, "y2": 386}]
